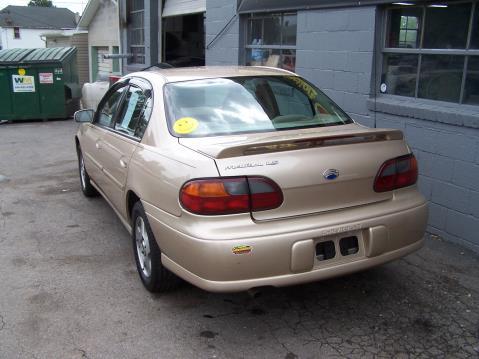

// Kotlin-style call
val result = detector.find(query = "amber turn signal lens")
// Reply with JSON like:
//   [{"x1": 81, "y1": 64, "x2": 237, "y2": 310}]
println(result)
[{"x1": 180, "y1": 177, "x2": 283, "y2": 215}]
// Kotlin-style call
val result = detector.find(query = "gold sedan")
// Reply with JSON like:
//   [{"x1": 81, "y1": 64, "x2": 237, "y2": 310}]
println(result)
[{"x1": 74, "y1": 66, "x2": 428, "y2": 293}]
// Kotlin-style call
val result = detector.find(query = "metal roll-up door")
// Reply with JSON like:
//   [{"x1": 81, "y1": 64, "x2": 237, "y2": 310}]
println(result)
[
  {"x1": 162, "y1": 0, "x2": 206, "y2": 17},
  {"x1": 97, "y1": 46, "x2": 110, "y2": 79}
]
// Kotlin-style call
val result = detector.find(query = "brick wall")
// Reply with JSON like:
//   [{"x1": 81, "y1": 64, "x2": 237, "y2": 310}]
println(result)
[{"x1": 205, "y1": 0, "x2": 240, "y2": 65}]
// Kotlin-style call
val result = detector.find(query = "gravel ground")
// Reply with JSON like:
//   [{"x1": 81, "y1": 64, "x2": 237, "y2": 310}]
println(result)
[{"x1": 0, "y1": 120, "x2": 478, "y2": 359}]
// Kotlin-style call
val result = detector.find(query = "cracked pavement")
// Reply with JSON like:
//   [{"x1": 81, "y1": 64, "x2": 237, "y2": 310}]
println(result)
[{"x1": 0, "y1": 120, "x2": 478, "y2": 358}]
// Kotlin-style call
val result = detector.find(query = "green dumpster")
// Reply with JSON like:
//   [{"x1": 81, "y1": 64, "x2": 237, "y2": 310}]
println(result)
[{"x1": 0, "y1": 47, "x2": 80, "y2": 122}]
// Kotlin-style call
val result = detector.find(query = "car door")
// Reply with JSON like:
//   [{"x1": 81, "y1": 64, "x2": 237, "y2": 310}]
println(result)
[
  {"x1": 99, "y1": 78, "x2": 153, "y2": 216},
  {"x1": 85, "y1": 81, "x2": 129, "y2": 192}
]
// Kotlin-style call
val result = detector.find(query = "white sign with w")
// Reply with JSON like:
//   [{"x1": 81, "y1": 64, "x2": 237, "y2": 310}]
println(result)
[{"x1": 12, "y1": 75, "x2": 36, "y2": 93}]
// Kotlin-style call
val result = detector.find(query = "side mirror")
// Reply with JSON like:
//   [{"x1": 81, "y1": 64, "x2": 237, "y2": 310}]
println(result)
[{"x1": 74, "y1": 109, "x2": 94, "y2": 123}]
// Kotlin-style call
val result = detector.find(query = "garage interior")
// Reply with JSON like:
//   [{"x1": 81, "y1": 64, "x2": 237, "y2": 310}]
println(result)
[{"x1": 162, "y1": 0, "x2": 205, "y2": 67}]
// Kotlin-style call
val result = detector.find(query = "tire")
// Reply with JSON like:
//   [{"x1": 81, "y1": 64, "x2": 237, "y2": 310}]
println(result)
[
  {"x1": 77, "y1": 147, "x2": 99, "y2": 197},
  {"x1": 132, "y1": 201, "x2": 179, "y2": 292}
]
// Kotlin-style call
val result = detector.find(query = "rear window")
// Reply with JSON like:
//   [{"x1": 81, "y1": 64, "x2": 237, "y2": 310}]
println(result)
[{"x1": 164, "y1": 76, "x2": 353, "y2": 137}]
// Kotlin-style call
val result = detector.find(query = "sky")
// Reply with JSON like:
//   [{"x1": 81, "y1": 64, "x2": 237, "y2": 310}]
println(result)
[{"x1": 0, "y1": 0, "x2": 87, "y2": 15}]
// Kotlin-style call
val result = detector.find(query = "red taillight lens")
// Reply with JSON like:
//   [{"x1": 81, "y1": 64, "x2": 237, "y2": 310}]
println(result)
[
  {"x1": 248, "y1": 176, "x2": 284, "y2": 211},
  {"x1": 180, "y1": 176, "x2": 283, "y2": 215},
  {"x1": 374, "y1": 154, "x2": 418, "y2": 192}
]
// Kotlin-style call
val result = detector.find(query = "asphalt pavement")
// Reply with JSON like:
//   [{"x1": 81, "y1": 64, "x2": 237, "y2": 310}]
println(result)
[{"x1": 0, "y1": 120, "x2": 478, "y2": 359}]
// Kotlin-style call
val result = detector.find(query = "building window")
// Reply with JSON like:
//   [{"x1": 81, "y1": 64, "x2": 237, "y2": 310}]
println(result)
[
  {"x1": 13, "y1": 27, "x2": 20, "y2": 39},
  {"x1": 382, "y1": 2, "x2": 479, "y2": 105},
  {"x1": 128, "y1": 0, "x2": 145, "y2": 64},
  {"x1": 244, "y1": 13, "x2": 297, "y2": 71}
]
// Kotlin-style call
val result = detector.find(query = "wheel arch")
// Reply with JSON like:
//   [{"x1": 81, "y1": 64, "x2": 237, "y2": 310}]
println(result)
[
  {"x1": 126, "y1": 189, "x2": 141, "y2": 224},
  {"x1": 75, "y1": 136, "x2": 80, "y2": 153}
]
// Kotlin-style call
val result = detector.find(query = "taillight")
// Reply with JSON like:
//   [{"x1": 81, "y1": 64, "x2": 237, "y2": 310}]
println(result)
[
  {"x1": 180, "y1": 176, "x2": 283, "y2": 215},
  {"x1": 374, "y1": 154, "x2": 418, "y2": 192}
]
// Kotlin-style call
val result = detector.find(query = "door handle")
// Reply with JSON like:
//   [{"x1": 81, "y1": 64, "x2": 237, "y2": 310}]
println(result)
[
  {"x1": 120, "y1": 159, "x2": 127, "y2": 168},
  {"x1": 95, "y1": 141, "x2": 102, "y2": 150}
]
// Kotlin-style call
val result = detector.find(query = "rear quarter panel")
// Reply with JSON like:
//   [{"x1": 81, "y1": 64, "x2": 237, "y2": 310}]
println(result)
[{"x1": 127, "y1": 143, "x2": 219, "y2": 217}]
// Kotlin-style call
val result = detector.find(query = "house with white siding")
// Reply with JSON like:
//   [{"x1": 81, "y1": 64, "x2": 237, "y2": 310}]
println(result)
[
  {"x1": 77, "y1": 0, "x2": 121, "y2": 82},
  {"x1": 0, "y1": 5, "x2": 77, "y2": 50}
]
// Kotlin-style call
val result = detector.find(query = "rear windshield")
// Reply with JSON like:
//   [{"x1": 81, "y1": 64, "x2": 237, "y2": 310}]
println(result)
[{"x1": 164, "y1": 76, "x2": 353, "y2": 137}]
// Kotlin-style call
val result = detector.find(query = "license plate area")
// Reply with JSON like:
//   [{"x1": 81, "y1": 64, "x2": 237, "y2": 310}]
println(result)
[{"x1": 314, "y1": 231, "x2": 364, "y2": 265}]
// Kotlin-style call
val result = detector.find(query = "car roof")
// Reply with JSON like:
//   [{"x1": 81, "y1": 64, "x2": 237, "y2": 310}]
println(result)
[{"x1": 135, "y1": 66, "x2": 297, "y2": 83}]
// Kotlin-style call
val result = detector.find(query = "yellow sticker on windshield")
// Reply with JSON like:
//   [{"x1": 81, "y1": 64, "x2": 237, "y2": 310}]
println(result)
[
  {"x1": 173, "y1": 117, "x2": 198, "y2": 134},
  {"x1": 287, "y1": 76, "x2": 318, "y2": 100}
]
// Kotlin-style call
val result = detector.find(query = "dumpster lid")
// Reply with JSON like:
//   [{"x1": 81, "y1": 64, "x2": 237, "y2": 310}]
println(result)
[
  {"x1": 0, "y1": 48, "x2": 34, "y2": 65},
  {"x1": 0, "y1": 47, "x2": 76, "y2": 65},
  {"x1": 22, "y1": 47, "x2": 76, "y2": 63}
]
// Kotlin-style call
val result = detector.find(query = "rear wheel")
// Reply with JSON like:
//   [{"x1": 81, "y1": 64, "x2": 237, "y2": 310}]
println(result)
[
  {"x1": 77, "y1": 148, "x2": 98, "y2": 197},
  {"x1": 132, "y1": 202, "x2": 179, "y2": 292}
]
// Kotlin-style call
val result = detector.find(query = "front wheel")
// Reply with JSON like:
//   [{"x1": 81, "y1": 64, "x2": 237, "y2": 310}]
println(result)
[
  {"x1": 132, "y1": 202, "x2": 179, "y2": 292},
  {"x1": 77, "y1": 148, "x2": 98, "y2": 197}
]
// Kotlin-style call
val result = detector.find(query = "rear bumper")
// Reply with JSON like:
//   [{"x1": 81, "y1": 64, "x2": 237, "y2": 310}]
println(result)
[
  {"x1": 161, "y1": 238, "x2": 424, "y2": 292},
  {"x1": 146, "y1": 199, "x2": 428, "y2": 292}
]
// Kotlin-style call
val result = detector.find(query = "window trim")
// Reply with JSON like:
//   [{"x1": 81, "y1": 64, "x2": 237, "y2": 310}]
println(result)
[
  {"x1": 93, "y1": 80, "x2": 130, "y2": 129},
  {"x1": 243, "y1": 12, "x2": 297, "y2": 70},
  {"x1": 13, "y1": 27, "x2": 20, "y2": 39},
  {"x1": 127, "y1": 1, "x2": 146, "y2": 65},
  {"x1": 92, "y1": 76, "x2": 153, "y2": 141},
  {"x1": 111, "y1": 78, "x2": 153, "y2": 141},
  {"x1": 380, "y1": 1, "x2": 479, "y2": 105}
]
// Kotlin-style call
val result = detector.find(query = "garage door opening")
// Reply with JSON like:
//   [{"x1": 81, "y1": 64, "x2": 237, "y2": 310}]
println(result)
[{"x1": 162, "y1": 13, "x2": 205, "y2": 67}]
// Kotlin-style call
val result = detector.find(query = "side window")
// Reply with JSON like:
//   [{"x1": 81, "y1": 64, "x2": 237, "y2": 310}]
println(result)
[
  {"x1": 114, "y1": 85, "x2": 152, "y2": 138},
  {"x1": 96, "y1": 85, "x2": 127, "y2": 127}
]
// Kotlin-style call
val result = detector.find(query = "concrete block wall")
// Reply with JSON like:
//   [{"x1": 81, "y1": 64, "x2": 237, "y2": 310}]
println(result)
[
  {"x1": 205, "y1": 0, "x2": 240, "y2": 65},
  {"x1": 295, "y1": 7, "x2": 376, "y2": 128},
  {"x1": 203, "y1": 2, "x2": 479, "y2": 252},
  {"x1": 372, "y1": 111, "x2": 479, "y2": 252},
  {"x1": 292, "y1": 5, "x2": 478, "y2": 252}
]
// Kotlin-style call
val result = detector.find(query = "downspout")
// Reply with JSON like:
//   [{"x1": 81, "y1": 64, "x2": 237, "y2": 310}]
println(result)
[
  {"x1": 115, "y1": 0, "x2": 122, "y2": 74},
  {"x1": 40, "y1": 34, "x2": 46, "y2": 47},
  {"x1": 205, "y1": 14, "x2": 238, "y2": 50},
  {"x1": 5, "y1": 28, "x2": 9, "y2": 49}
]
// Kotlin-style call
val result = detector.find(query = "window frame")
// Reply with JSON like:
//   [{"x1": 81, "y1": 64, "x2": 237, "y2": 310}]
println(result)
[
  {"x1": 93, "y1": 80, "x2": 130, "y2": 129},
  {"x1": 380, "y1": 1, "x2": 479, "y2": 104},
  {"x1": 93, "y1": 77, "x2": 153, "y2": 141},
  {"x1": 127, "y1": 0, "x2": 146, "y2": 65},
  {"x1": 243, "y1": 12, "x2": 297, "y2": 71},
  {"x1": 13, "y1": 27, "x2": 20, "y2": 39},
  {"x1": 112, "y1": 78, "x2": 153, "y2": 140}
]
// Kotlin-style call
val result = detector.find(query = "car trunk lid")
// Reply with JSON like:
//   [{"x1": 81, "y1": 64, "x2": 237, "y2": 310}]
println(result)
[{"x1": 179, "y1": 124, "x2": 411, "y2": 221}]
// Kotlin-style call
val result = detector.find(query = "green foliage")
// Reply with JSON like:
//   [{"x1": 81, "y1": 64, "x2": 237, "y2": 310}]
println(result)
[{"x1": 27, "y1": 0, "x2": 54, "y2": 7}]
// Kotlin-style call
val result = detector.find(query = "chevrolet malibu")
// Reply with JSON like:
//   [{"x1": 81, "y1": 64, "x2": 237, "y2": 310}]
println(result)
[{"x1": 74, "y1": 66, "x2": 428, "y2": 293}]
